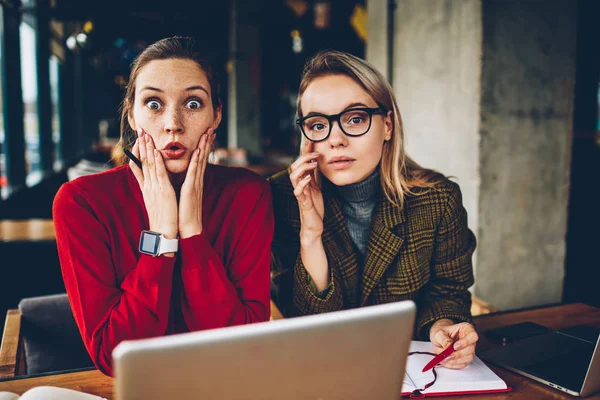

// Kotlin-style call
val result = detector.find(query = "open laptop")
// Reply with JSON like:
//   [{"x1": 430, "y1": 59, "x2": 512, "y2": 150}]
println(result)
[
  {"x1": 112, "y1": 301, "x2": 416, "y2": 400},
  {"x1": 480, "y1": 325, "x2": 600, "y2": 397}
]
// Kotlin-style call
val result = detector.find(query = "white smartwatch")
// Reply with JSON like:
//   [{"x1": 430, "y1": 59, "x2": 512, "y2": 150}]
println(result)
[{"x1": 138, "y1": 230, "x2": 179, "y2": 257}]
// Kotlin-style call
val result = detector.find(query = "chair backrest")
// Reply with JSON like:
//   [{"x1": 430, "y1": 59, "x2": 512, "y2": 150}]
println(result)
[{"x1": 18, "y1": 293, "x2": 94, "y2": 375}]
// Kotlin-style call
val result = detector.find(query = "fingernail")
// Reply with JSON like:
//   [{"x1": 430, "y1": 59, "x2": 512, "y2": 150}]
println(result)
[
  {"x1": 153, "y1": 149, "x2": 158, "y2": 156},
  {"x1": 454, "y1": 342, "x2": 462, "y2": 350},
  {"x1": 312, "y1": 152, "x2": 319, "y2": 156}
]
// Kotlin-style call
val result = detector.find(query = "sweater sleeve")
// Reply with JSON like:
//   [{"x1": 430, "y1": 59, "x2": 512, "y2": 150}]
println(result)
[
  {"x1": 178, "y1": 181, "x2": 274, "y2": 329},
  {"x1": 53, "y1": 182, "x2": 176, "y2": 376},
  {"x1": 416, "y1": 182, "x2": 476, "y2": 339}
]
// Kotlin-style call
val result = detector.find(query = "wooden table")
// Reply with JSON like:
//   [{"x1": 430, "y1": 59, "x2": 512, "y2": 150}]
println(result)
[
  {"x1": 0, "y1": 219, "x2": 55, "y2": 242},
  {"x1": 0, "y1": 303, "x2": 597, "y2": 399}
]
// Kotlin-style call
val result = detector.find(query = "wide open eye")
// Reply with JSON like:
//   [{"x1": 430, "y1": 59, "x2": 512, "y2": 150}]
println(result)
[
  {"x1": 186, "y1": 99, "x2": 203, "y2": 109},
  {"x1": 146, "y1": 100, "x2": 161, "y2": 111}
]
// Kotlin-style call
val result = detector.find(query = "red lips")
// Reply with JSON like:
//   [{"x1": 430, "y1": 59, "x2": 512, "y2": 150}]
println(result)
[
  {"x1": 163, "y1": 142, "x2": 186, "y2": 151},
  {"x1": 162, "y1": 142, "x2": 186, "y2": 159}
]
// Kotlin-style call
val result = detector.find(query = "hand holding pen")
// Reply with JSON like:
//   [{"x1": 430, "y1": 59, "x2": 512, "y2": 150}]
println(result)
[{"x1": 428, "y1": 320, "x2": 479, "y2": 369}]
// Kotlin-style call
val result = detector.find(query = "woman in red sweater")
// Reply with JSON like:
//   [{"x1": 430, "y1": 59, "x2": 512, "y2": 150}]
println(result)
[{"x1": 53, "y1": 37, "x2": 274, "y2": 376}]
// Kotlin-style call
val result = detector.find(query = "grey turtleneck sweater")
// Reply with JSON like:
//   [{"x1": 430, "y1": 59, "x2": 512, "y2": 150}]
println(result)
[{"x1": 337, "y1": 168, "x2": 380, "y2": 256}]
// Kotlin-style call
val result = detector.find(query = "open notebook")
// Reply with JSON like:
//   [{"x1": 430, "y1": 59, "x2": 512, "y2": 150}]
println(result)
[
  {"x1": 0, "y1": 386, "x2": 104, "y2": 400},
  {"x1": 402, "y1": 341, "x2": 511, "y2": 397}
]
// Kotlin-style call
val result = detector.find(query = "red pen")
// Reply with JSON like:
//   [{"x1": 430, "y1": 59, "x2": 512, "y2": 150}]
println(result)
[{"x1": 422, "y1": 334, "x2": 459, "y2": 372}]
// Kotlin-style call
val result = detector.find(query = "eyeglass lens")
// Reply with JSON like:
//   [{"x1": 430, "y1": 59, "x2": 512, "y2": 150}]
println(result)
[{"x1": 302, "y1": 109, "x2": 372, "y2": 141}]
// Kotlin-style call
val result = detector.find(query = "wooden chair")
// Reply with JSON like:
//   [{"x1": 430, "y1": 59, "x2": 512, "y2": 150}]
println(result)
[
  {"x1": 0, "y1": 308, "x2": 23, "y2": 378},
  {"x1": 0, "y1": 294, "x2": 94, "y2": 379}
]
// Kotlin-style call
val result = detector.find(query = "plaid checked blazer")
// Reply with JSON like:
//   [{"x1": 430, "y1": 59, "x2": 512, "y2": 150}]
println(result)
[{"x1": 268, "y1": 169, "x2": 476, "y2": 339}]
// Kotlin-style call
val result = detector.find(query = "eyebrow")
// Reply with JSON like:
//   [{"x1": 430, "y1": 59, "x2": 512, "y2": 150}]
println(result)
[
  {"x1": 140, "y1": 85, "x2": 209, "y2": 96},
  {"x1": 304, "y1": 102, "x2": 372, "y2": 117}
]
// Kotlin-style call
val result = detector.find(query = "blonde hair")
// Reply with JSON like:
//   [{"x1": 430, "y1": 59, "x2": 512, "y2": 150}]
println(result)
[{"x1": 297, "y1": 50, "x2": 443, "y2": 208}]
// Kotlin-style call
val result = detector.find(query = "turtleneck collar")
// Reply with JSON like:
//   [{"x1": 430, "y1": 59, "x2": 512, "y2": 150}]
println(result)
[{"x1": 336, "y1": 167, "x2": 381, "y2": 203}]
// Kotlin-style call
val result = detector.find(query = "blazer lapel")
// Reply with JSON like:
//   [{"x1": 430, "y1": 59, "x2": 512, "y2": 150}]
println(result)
[{"x1": 360, "y1": 196, "x2": 406, "y2": 306}]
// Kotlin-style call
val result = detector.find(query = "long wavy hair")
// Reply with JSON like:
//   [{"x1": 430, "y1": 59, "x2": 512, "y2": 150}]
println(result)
[
  {"x1": 114, "y1": 36, "x2": 221, "y2": 165},
  {"x1": 297, "y1": 50, "x2": 443, "y2": 207}
]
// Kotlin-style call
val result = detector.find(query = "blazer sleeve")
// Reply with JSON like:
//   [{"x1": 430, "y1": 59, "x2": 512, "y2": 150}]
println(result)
[
  {"x1": 416, "y1": 181, "x2": 476, "y2": 339},
  {"x1": 270, "y1": 175, "x2": 344, "y2": 317},
  {"x1": 177, "y1": 181, "x2": 273, "y2": 329},
  {"x1": 53, "y1": 182, "x2": 176, "y2": 376}
]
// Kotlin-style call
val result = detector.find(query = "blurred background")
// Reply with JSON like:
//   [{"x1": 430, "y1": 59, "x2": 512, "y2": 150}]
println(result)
[{"x1": 0, "y1": 0, "x2": 598, "y2": 337}]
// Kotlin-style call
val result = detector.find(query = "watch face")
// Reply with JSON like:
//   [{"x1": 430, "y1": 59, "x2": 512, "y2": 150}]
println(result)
[{"x1": 139, "y1": 230, "x2": 160, "y2": 256}]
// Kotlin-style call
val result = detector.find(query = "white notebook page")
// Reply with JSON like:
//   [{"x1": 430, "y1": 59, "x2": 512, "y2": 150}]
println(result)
[{"x1": 402, "y1": 341, "x2": 507, "y2": 394}]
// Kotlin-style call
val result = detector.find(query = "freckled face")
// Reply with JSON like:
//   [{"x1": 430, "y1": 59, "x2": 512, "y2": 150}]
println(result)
[
  {"x1": 128, "y1": 58, "x2": 221, "y2": 176},
  {"x1": 300, "y1": 74, "x2": 392, "y2": 186}
]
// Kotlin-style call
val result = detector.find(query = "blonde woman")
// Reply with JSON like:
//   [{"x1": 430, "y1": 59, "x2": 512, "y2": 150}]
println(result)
[{"x1": 269, "y1": 50, "x2": 478, "y2": 369}]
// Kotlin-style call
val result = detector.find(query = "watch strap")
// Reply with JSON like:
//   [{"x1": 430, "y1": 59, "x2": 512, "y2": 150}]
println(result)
[{"x1": 158, "y1": 236, "x2": 179, "y2": 255}]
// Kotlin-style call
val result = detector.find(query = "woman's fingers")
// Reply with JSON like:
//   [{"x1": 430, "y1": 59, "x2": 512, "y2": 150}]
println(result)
[
  {"x1": 153, "y1": 148, "x2": 171, "y2": 190},
  {"x1": 301, "y1": 138, "x2": 313, "y2": 155},
  {"x1": 129, "y1": 139, "x2": 144, "y2": 185},
  {"x1": 293, "y1": 174, "x2": 312, "y2": 204},
  {"x1": 144, "y1": 133, "x2": 158, "y2": 189},
  {"x1": 290, "y1": 162, "x2": 318, "y2": 188},
  {"x1": 453, "y1": 329, "x2": 479, "y2": 351},
  {"x1": 197, "y1": 130, "x2": 213, "y2": 187},
  {"x1": 138, "y1": 132, "x2": 150, "y2": 187},
  {"x1": 432, "y1": 322, "x2": 479, "y2": 369},
  {"x1": 290, "y1": 152, "x2": 319, "y2": 174},
  {"x1": 132, "y1": 137, "x2": 141, "y2": 158},
  {"x1": 184, "y1": 147, "x2": 200, "y2": 187},
  {"x1": 441, "y1": 345, "x2": 476, "y2": 369},
  {"x1": 447, "y1": 343, "x2": 476, "y2": 363}
]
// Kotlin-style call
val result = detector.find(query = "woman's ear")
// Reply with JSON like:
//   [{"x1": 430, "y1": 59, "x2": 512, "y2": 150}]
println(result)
[
  {"x1": 384, "y1": 110, "x2": 393, "y2": 141},
  {"x1": 127, "y1": 103, "x2": 137, "y2": 133},
  {"x1": 212, "y1": 102, "x2": 223, "y2": 130}
]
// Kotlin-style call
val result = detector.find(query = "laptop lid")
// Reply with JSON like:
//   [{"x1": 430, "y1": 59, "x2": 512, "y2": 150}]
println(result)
[
  {"x1": 581, "y1": 333, "x2": 600, "y2": 397},
  {"x1": 112, "y1": 301, "x2": 416, "y2": 400},
  {"x1": 481, "y1": 326, "x2": 600, "y2": 397}
]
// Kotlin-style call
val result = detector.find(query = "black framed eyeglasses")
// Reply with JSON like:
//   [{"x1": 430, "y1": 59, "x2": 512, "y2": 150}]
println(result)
[{"x1": 296, "y1": 106, "x2": 386, "y2": 143}]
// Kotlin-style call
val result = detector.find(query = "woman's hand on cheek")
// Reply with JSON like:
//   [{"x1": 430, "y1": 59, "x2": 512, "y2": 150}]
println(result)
[
  {"x1": 178, "y1": 128, "x2": 215, "y2": 239},
  {"x1": 130, "y1": 130, "x2": 178, "y2": 241},
  {"x1": 290, "y1": 140, "x2": 325, "y2": 244}
]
